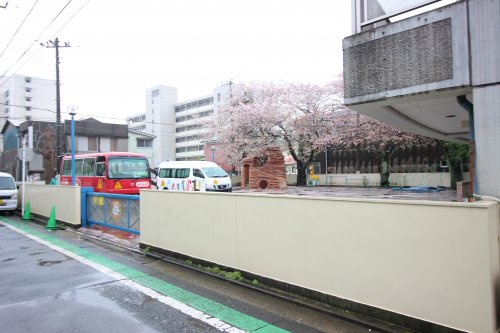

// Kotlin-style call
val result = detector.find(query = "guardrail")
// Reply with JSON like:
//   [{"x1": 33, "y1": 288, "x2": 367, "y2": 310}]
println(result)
[{"x1": 82, "y1": 191, "x2": 140, "y2": 235}]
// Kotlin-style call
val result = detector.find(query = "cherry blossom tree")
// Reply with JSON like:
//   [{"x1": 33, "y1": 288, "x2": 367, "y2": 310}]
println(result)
[
  {"x1": 320, "y1": 110, "x2": 438, "y2": 187},
  {"x1": 208, "y1": 80, "x2": 345, "y2": 186}
]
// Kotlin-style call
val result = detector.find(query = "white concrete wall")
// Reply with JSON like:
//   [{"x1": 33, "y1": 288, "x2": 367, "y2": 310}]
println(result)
[
  {"x1": 473, "y1": 84, "x2": 500, "y2": 198},
  {"x1": 140, "y1": 191, "x2": 499, "y2": 333},
  {"x1": 23, "y1": 184, "x2": 81, "y2": 226},
  {"x1": 469, "y1": 0, "x2": 500, "y2": 198},
  {"x1": 287, "y1": 172, "x2": 450, "y2": 187}
]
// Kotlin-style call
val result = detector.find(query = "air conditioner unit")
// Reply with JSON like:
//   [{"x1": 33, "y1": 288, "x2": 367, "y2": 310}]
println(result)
[{"x1": 439, "y1": 160, "x2": 449, "y2": 168}]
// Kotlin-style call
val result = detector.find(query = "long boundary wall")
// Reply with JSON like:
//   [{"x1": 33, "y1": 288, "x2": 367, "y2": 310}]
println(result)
[
  {"x1": 284, "y1": 172, "x2": 451, "y2": 187},
  {"x1": 22, "y1": 184, "x2": 81, "y2": 226},
  {"x1": 140, "y1": 190, "x2": 499, "y2": 333}
]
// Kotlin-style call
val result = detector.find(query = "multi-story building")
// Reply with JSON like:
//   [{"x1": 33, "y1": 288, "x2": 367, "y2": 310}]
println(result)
[
  {"x1": 128, "y1": 84, "x2": 231, "y2": 167},
  {"x1": 127, "y1": 86, "x2": 177, "y2": 167},
  {"x1": 343, "y1": 0, "x2": 500, "y2": 198},
  {"x1": 0, "y1": 74, "x2": 56, "y2": 150}
]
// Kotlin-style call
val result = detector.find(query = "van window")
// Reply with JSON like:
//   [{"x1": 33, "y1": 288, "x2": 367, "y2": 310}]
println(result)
[
  {"x1": 193, "y1": 169, "x2": 204, "y2": 178},
  {"x1": 159, "y1": 168, "x2": 190, "y2": 179},
  {"x1": 201, "y1": 167, "x2": 228, "y2": 178},
  {"x1": 0, "y1": 176, "x2": 15, "y2": 190},
  {"x1": 159, "y1": 168, "x2": 172, "y2": 178},
  {"x1": 174, "y1": 168, "x2": 190, "y2": 178}
]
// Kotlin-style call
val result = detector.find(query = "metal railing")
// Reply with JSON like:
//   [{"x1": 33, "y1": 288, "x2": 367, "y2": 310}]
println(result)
[{"x1": 81, "y1": 188, "x2": 140, "y2": 235}]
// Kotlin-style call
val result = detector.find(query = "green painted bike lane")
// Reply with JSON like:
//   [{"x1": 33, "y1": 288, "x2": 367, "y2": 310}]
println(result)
[{"x1": 0, "y1": 217, "x2": 289, "y2": 333}]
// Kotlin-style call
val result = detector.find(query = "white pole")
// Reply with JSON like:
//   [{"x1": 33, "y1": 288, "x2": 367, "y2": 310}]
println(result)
[
  {"x1": 325, "y1": 145, "x2": 328, "y2": 186},
  {"x1": 21, "y1": 136, "x2": 26, "y2": 217}
]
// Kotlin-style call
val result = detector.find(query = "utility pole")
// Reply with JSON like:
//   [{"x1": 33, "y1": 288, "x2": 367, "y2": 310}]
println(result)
[{"x1": 42, "y1": 37, "x2": 70, "y2": 172}]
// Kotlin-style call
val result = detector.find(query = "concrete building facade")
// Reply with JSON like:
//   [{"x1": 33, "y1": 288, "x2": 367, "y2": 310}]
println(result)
[
  {"x1": 0, "y1": 74, "x2": 56, "y2": 150},
  {"x1": 343, "y1": 0, "x2": 500, "y2": 198},
  {"x1": 128, "y1": 129, "x2": 155, "y2": 166},
  {"x1": 128, "y1": 84, "x2": 231, "y2": 167},
  {"x1": 127, "y1": 85, "x2": 177, "y2": 167}
]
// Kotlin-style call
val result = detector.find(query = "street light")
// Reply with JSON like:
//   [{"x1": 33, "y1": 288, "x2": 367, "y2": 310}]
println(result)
[{"x1": 68, "y1": 106, "x2": 77, "y2": 186}]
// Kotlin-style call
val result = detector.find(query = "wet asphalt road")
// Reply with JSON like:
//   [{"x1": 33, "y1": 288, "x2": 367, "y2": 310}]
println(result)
[{"x1": 0, "y1": 214, "x2": 378, "y2": 333}]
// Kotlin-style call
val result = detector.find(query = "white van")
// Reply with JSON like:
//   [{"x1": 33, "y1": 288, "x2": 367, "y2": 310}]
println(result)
[
  {"x1": 156, "y1": 161, "x2": 232, "y2": 192},
  {"x1": 0, "y1": 172, "x2": 18, "y2": 212}
]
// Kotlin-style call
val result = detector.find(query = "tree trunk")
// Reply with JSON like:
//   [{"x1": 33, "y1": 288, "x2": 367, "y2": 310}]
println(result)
[
  {"x1": 296, "y1": 164, "x2": 308, "y2": 186},
  {"x1": 379, "y1": 152, "x2": 391, "y2": 187}
]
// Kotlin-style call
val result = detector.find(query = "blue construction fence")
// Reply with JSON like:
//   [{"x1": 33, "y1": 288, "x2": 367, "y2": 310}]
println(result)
[{"x1": 81, "y1": 188, "x2": 140, "y2": 235}]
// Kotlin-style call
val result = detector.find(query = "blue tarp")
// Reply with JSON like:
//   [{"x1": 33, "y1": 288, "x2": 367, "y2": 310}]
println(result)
[{"x1": 391, "y1": 186, "x2": 445, "y2": 193}]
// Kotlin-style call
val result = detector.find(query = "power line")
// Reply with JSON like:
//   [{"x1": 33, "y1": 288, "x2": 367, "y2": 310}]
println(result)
[
  {"x1": 0, "y1": 0, "x2": 91, "y2": 88},
  {"x1": 0, "y1": 0, "x2": 75, "y2": 88},
  {"x1": 50, "y1": 0, "x2": 91, "y2": 38},
  {"x1": 0, "y1": 102, "x2": 55, "y2": 113},
  {"x1": 0, "y1": 0, "x2": 39, "y2": 61},
  {"x1": 0, "y1": 102, "x2": 178, "y2": 126}
]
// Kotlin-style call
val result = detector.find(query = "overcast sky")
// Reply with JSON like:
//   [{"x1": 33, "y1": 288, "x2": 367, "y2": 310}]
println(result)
[{"x1": 0, "y1": 0, "x2": 352, "y2": 123}]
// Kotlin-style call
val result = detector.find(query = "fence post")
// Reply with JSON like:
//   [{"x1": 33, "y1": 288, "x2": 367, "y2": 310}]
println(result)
[{"x1": 80, "y1": 187, "x2": 93, "y2": 227}]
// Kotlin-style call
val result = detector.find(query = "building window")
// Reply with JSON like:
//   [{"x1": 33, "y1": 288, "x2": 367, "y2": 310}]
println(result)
[
  {"x1": 176, "y1": 137, "x2": 187, "y2": 143},
  {"x1": 110, "y1": 138, "x2": 117, "y2": 151},
  {"x1": 88, "y1": 137, "x2": 97, "y2": 151},
  {"x1": 25, "y1": 87, "x2": 31, "y2": 93},
  {"x1": 131, "y1": 125, "x2": 146, "y2": 131},
  {"x1": 25, "y1": 107, "x2": 31, "y2": 111},
  {"x1": 151, "y1": 89, "x2": 159, "y2": 97},
  {"x1": 128, "y1": 114, "x2": 146, "y2": 124},
  {"x1": 4, "y1": 90, "x2": 9, "y2": 98},
  {"x1": 26, "y1": 97, "x2": 32, "y2": 102},
  {"x1": 137, "y1": 138, "x2": 153, "y2": 148},
  {"x1": 25, "y1": 77, "x2": 32, "y2": 83}
]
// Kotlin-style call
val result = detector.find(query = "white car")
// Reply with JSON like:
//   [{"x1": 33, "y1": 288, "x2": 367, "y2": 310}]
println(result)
[{"x1": 0, "y1": 172, "x2": 18, "y2": 212}]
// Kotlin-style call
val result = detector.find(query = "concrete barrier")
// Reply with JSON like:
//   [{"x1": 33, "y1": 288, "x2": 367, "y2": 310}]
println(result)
[
  {"x1": 140, "y1": 190, "x2": 499, "y2": 333},
  {"x1": 286, "y1": 172, "x2": 451, "y2": 187},
  {"x1": 22, "y1": 184, "x2": 81, "y2": 227}
]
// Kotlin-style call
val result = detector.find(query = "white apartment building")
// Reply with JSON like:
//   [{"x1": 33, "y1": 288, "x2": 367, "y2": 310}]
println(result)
[
  {"x1": 128, "y1": 83, "x2": 231, "y2": 167},
  {"x1": 0, "y1": 74, "x2": 56, "y2": 123},
  {"x1": 127, "y1": 85, "x2": 178, "y2": 167},
  {"x1": 0, "y1": 74, "x2": 56, "y2": 149}
]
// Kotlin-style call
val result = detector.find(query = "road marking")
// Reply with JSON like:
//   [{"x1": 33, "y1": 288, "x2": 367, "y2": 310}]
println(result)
[{"x1": 0, "y1": 218, "x2": 289, "y2": 333}]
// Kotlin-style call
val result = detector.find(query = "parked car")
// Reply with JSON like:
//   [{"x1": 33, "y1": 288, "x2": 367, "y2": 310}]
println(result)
[
  {"x1": 156, "y1": 161, "x2": 232, "y2": 192},
  {"x1": 0, "y1": 172, "x2": 18, "y2": 212}
]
